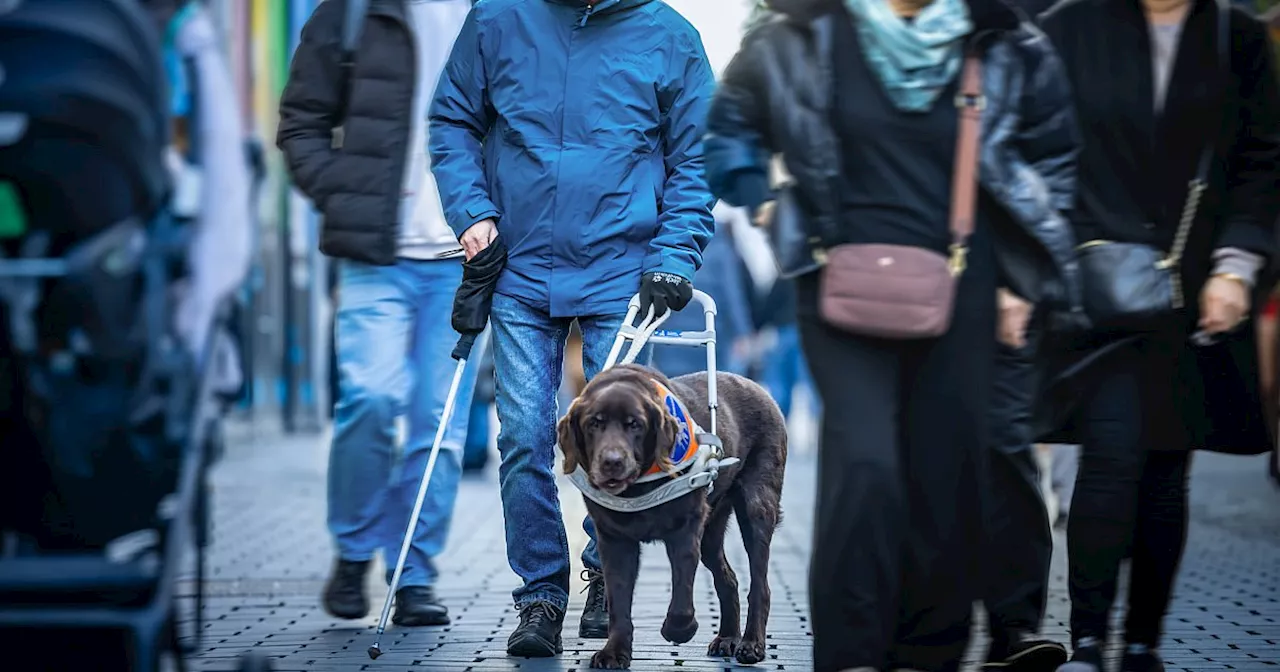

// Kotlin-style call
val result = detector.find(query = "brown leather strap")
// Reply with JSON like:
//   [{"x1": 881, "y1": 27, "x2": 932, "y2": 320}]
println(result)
[{"x1": 949, "y1": 55, "x2": 984, "y2": 246}]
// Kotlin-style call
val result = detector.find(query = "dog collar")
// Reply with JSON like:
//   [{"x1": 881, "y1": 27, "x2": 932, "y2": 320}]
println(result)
[{"x1": 568, "y1": 435, "x2": 739, "y2": 513}]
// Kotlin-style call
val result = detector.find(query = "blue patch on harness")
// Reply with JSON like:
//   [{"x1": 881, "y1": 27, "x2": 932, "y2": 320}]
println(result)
[{"x1": 665, "y1": 393, "x2": 693, "y2": 464}]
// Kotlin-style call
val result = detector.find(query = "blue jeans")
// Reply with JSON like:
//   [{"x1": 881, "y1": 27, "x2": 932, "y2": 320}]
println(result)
[
  {"x1": 759, "y1": 323, "x2": 816, "y2": 418},
  {"x1": 491, "y1": 293, "x2": 640, "y2": 611},
  {"x1": 328, "y1": 259, "x2": 482, "y2": 589}
]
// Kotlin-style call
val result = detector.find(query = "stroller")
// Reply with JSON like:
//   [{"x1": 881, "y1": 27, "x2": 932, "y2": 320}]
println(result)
[{"x1": 0, "y1": 2, "x2": 264, "y2": 670}]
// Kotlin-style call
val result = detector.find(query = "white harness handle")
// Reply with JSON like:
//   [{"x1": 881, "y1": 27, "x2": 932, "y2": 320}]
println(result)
[
  {"x1": 603, "y1": 289, "x2": 720, "y2": 435},
  {"x1": 570, "y1": 290, "x2": 738, "y2": 512}
]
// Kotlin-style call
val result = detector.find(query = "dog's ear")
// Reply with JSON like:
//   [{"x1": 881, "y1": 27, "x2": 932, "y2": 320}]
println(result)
[
  {"x1": 557, "y1": 400, "x2": 586, "y2": 475},
  {"x1": 644, "y1": 393, "x2": 681, "y2": 476}
]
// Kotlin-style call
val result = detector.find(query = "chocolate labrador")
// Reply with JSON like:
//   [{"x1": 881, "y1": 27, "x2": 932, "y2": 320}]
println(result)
[{"x1": 557, "y1": 363, "x2": 787, "y2": 669}]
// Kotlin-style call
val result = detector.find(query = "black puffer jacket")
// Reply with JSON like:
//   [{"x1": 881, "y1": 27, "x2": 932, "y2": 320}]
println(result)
[
  {"x1": 707, "y1": 0, "x2": 1082, "y2": 312},
  {"x1": 277, "y1": 0, "x2": 423, "y2": 265}
]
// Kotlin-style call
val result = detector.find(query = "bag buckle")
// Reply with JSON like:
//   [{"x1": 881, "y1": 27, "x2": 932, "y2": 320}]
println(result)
[
  {"x1": 948, "y1": 243, "x2": 968, "y2": 276},
  {"x1": 954, "y1": 92, "x2": 986, "y2": 111}
]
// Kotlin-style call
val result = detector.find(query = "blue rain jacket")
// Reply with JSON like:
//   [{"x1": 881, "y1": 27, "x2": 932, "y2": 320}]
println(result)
[{"x1": 429, "y1": 0, "x2": 717, "y2": 317}]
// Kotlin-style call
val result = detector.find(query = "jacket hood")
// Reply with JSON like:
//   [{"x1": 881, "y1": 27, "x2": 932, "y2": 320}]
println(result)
[{"x1": 764, "y1": 0, "x2": 1022, "y2": 32}]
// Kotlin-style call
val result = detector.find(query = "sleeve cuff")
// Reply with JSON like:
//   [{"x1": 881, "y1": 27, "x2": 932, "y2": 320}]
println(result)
[
  {"x1": 1215, "y1": 220, "x2": 1275, "y2": 261},
  {"x1": 449, "y1": 204, "x2": 501, "y2": 238},
  {"x1": 720, "y1": 170, "x2": 771, "y2": 213},
  {"x1": 642, "y1": 252, "x2": 696, "y2": 283},
  {"x1": 1211, "y1": 247, "x2": 1265, "y2": 288}
]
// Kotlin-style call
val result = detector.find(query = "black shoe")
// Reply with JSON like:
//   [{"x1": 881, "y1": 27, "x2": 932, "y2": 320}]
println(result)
[
  {"x1": 1121, "y1": 646, "x2": 1165, "y2": 672},
  {"x1": 983, "y1": 630, "x2": 1068, "y2": 671},
  {"x1": 579, "y1": 569, "x2": 609, "y2": 639},
  {"x1": 1056, "y1": 640, "x2": 1104, "y2": 672},
  {"x1": 391, "y1": 586, "x2": 450, "y2": 627},
  {"x1": 322, "y1": 559, "x2": 370, "y2": 619},
  {"x1": 507, "y1": 601, "x2": 565, "y2": 658}
]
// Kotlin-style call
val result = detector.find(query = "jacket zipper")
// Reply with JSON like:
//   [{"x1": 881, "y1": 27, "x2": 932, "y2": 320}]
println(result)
[{"x1": 579, "y1": 3, "x2": 595, "y2": 27}]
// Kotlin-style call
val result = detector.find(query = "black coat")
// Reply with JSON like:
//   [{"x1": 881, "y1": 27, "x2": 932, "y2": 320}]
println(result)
[
  {"x1": 277, "y1": 0, "x2": 423, "y2": 265},
  {"x1": 1035, "y1": 0, "x2": 1280, "y2": 453},
  {"x1": 707, "y1": 0, "x2": 1083, "y2": 314}
]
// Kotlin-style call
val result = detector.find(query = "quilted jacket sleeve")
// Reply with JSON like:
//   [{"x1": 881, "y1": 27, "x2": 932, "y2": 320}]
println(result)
[
  {"x1": 275, "y1": 0, "x2": 344, "y2": 204},
  {"x1": 705, "y1": 27, "x2": 773, "y2": 213},
  {"x1": 1013, "y1": 28, "x2": 1079, "y2": 216}
]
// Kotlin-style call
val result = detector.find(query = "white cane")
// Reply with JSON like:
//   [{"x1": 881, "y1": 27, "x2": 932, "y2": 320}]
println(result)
[{"x1": 368, "y1": 332, "x2": 481, "y2": 660}]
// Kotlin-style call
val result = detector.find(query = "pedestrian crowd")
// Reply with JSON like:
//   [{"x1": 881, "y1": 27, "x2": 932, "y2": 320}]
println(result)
[{"x1": 273, "y1": 0, "x2": 1280, "y2": 671}]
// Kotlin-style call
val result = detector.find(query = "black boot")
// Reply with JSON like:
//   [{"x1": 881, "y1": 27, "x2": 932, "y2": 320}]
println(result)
[
  {"x1": 1056, "y1": 638, "x2": 1104, "y2": 672},
  {"x1": 983, "y1": 629, "x2": 1068, "y2": 671},
  {"x1": 579, "y1": 569, "x2": 609, "y2": 639},
  {"x1": 322, "y1": 559, "x2": 370, "y2": 619},
  {"x1": 392, "y1": 586, "x2": 450, "y2": 627},
  {"x1": 507, "y1": 601, "x2": 565, "y2": 658},
  {"x1": 1120, "y1": 645, "x2": 1165, "y2": 672}
]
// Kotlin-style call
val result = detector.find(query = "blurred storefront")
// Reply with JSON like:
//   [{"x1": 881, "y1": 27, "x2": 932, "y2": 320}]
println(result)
[{"x1": 203, "y1": 0, "x2": 329, "y2": 432}]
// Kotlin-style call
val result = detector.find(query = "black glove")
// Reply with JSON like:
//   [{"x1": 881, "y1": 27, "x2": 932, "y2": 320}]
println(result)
[{"x1": 639, "y1": 272, "x2": 693, "y2": 318}]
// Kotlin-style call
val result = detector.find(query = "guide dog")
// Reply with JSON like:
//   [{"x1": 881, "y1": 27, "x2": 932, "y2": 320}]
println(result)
[{"x1": 557, "y1": 363, "x2": 787, "y2": 668}]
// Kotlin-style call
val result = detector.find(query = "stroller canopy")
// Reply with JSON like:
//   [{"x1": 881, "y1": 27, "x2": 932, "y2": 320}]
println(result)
[{"x1": 0, "y1": 0, "x2": 172, "y2": 240}]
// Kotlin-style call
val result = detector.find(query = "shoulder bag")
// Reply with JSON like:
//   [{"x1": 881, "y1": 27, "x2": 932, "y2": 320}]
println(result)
[
  {"x1": 1074, "y1": 0, "x2": 1228, "y2": 331},
  {"x1": 816, "y1": 53, "x2": 984, "y2": 340}
]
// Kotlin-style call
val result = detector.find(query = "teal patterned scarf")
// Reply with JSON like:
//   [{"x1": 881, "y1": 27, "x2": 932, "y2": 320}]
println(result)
[{"x1": 842, "y1": 0, "x2": 973, "y2": 112}]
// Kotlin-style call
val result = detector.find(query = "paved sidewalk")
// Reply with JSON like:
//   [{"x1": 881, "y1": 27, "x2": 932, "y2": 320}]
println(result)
[{"x1": 186, "y1": 421, "x2": 1280, "y2": 671}]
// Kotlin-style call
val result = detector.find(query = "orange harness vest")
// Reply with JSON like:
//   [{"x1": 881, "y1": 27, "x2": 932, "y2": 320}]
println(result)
[{"x1": 637, "y1": 380, "x2": 702, "y2": 482}]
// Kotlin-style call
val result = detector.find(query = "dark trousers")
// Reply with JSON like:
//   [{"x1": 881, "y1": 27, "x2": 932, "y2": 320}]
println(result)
[
  {"x1": 1068, "y1": 342, "x2": 1192, "y2": 647},
  {"x1": 803, "y1": 275, "x2": 995, "y2": 672},
  {"x1": 983, "y1": 316, "x2": 1053, "y2": 641}
]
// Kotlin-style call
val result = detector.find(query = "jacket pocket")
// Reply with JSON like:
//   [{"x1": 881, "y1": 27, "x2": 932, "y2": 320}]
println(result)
[{"x1": 312, "y1": 152, "x2": 342, "y2": 211}]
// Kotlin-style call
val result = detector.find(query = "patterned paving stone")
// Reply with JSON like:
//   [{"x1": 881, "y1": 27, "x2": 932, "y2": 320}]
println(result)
[{"x1": 186, "y1": 423, "x2": 1280, "y2": 671}]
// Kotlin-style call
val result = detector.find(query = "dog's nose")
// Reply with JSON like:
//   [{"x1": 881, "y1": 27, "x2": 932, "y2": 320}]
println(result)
[{"x1": 599, "y1": 453, "x2": 628, "y2": 478}]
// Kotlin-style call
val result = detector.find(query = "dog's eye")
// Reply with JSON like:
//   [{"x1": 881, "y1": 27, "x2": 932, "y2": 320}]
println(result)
[{"x1": 625, "y1": 417, "x2": 641, "y2": 430}]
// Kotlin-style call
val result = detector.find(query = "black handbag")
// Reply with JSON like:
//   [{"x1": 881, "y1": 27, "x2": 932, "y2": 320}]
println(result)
[
  {"x1": 766, "y1": 184, "x2": 825, "y2": 278},
  {"x1": 1075, "y1": 0, "x2": 1228, "y2": 331},
  {"x1": 761, "y1": 154, "x2": 826, "y2": 279}
]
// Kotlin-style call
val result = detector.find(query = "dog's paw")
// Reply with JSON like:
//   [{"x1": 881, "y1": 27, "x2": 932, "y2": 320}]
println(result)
[
  {"x1": 706, "y1": 635, "x2": 740, "y2": 658},
  {"x1": 735, "y1": 637, "x2": 766, "y2": 665},
  {"x1": 661, "y1": 612, "x2": 698, "y2": 644},
  {"x1": 590, "y1": 646, "x2": 632, "y2": 669}
]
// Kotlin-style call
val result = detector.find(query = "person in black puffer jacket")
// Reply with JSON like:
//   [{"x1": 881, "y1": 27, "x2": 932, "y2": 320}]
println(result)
[{"x1": 277, "y1": 0, "x2": 484, "y2": 632}]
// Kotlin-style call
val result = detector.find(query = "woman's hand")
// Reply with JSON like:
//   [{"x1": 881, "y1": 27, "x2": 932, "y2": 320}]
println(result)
[
  {"x1": 753, "y1": 201, "x2": 777, "y2": 228},
  {"x1": 1199, "y1": 275, "x2": 1251, "y2": 335},
  {"x1": 459, "y1": 218, "x2": 498, "y2": 260},
  {"x1": 997, "y1": 288, "x2": 1033, "y2": 349}
]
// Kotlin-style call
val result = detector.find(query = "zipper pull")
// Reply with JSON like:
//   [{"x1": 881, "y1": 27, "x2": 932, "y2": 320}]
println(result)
[{"x1": 579, "y1": 4, "x2": 594, "y2": 27}]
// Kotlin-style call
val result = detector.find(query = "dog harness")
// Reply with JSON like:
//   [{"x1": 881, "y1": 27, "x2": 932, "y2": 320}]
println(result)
[{"x1": 567, "y1": 380, "x2": 739, "y2": 513}]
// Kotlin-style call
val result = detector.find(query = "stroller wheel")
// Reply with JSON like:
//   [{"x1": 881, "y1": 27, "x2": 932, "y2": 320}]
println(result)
[{"x1": 237, "y1": 650, "x2": 274, "y2": 671}]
